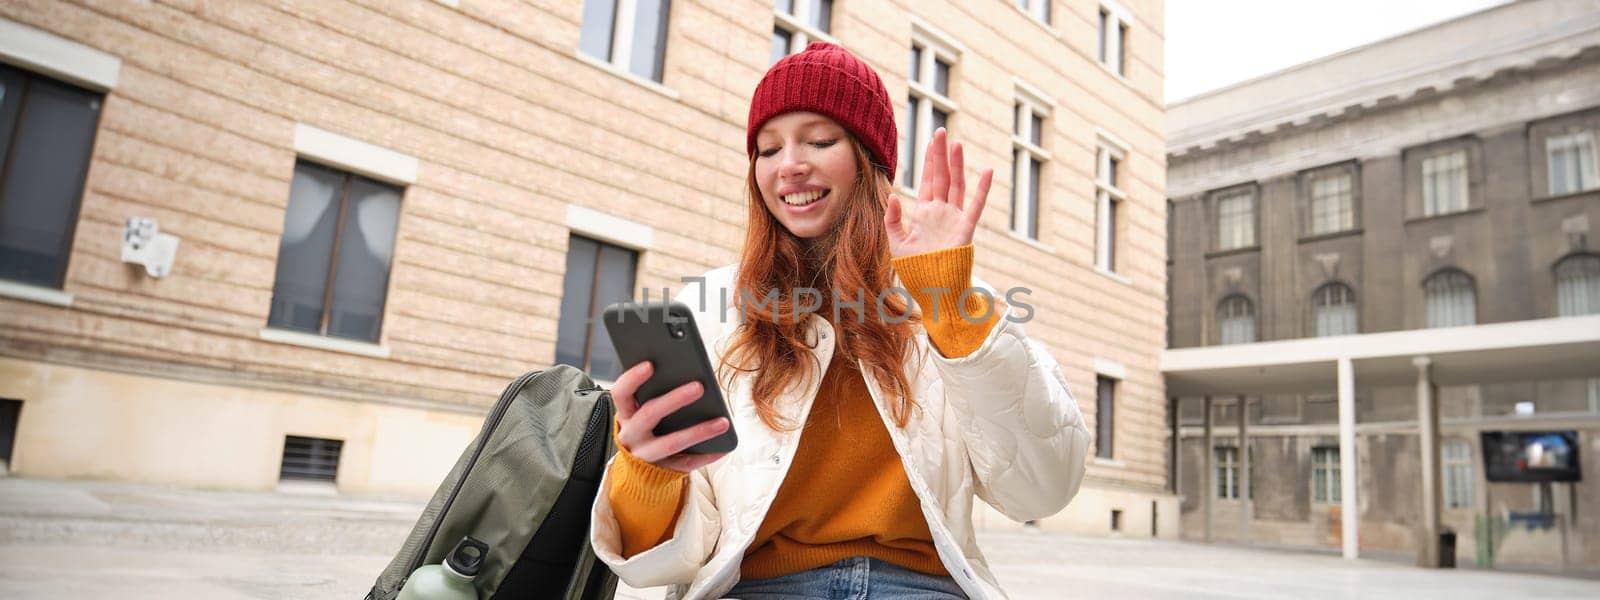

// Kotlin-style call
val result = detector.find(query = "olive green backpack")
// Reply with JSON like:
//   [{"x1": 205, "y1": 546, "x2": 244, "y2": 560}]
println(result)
[{"x1": 367, "y1": 365, "x2": 619, "y2": 600}]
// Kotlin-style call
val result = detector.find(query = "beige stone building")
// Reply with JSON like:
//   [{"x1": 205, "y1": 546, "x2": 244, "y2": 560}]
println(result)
[{"x1": 0, "y1": 0, "x2": 1169, "y2": 538}]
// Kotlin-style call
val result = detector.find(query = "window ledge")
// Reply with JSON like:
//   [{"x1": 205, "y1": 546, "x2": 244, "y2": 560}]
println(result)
[
  {"x1": 1010, "y1": 5, "x2": 1058, "y2": 38},
  {"x1": 1013, "y1": 138, "x2": 1052, "y2": 161},
  {"x1": 1404, "y1": 206, "x2": 1485, "y2": 225},
  {"x1": 0, "y1": 19, "x2": 121, "y2": 92},
  {"x1": 0, "y1": 279, "x2": 74, "y2": 307},
  {"x1": 276, "y1": 480, "x2": 339, "y2": 496},
  {"x1": 774, "y1": 11, "x2": 839, "y2": 46},
  {"x1": 1092, "y1": 457, "x2": 1126, "y2": 468},
  {"x1": 1204, "y1": 245, "x2": 1260, "y2": 259},
  {"x1": 1004, "y1": 229, "x2": 1057, "y2": 254},
  {"x1": 294, "y1": 123, "x2": 418, "y2": 186},
  {"x1": 1532, "y1": 188, "x2": 1599, "y2": 204},
  {"x1": 574, "y1": 51, "x2": 680, "y2": 101},
  {"x1": 1297, "y1": 228, "x2": 1364, "y2": 244},
  {"x1": 259, "y1": 327, "x2": 391, "y2": 359},
  {"x1": 1096, "y1": 61, "x2": 1131, "y2": 87},
  {"x1": 567, "y1": 204, "x2": 655, "y2": 251},
  {"x1": 1094, "y1": 266, "x2": 1132, "y2": 286}
]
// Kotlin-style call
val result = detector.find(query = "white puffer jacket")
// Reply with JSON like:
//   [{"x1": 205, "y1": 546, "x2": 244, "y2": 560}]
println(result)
[{"x1": 590, "y1": 264, "x2": 1091, "y2": 599}]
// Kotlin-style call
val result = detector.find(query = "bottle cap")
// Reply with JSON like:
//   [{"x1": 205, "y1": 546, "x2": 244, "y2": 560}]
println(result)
[{"x1": 445, "y1": 536, "x2": 489, "y2": 578}]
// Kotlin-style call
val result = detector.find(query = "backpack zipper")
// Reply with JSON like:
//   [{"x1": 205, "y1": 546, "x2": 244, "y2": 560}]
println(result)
[{"x1": 401, "y1": 368, "x2": 545, "y2": 579}]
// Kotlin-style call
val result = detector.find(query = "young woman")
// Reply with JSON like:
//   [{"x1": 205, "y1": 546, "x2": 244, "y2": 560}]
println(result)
[{"x1": 589, "y1": 42, "x2": 1090, "y2": 599}]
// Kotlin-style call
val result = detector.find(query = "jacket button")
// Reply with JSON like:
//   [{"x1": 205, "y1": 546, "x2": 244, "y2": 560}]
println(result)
[{"x1": 770, "y1": 453, "x2": 781, "y2": 464}]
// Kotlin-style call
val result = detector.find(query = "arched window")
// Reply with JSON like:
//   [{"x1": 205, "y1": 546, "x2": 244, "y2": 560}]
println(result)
[
  {"x1": 1217, "y1": 295, "x2": 1256, "y2": 344},
  {"x1": 1313, "y1": 283, "x2": 1358, "y2": 337},
  {"x1": 1555, "y1": 254, "x2": 1600, "y2": 317},
  {"x1": 1424, "y1": 269, "x2": 1476, "y2": 328}
]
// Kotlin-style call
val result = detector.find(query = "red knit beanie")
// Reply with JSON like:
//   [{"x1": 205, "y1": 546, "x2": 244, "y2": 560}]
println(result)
[{"x1": 747, "y1": 41, "x2": 897, "y2": 181}]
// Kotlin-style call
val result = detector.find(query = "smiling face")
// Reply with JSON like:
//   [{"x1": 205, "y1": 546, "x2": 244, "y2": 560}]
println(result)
[{"x1": 752, "y1": 112, "x2": 861, "y2": 240}]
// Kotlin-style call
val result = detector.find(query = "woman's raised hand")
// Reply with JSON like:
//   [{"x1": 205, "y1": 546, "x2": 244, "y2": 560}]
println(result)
[
  {"x1": 884, "y1": 127, "x2": 994, "y2": 258},
  {"x1": 610, "y1": 361, "x2": 729, "y2": 472}
]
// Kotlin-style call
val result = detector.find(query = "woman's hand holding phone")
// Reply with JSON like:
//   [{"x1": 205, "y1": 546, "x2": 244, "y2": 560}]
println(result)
[{"x1": 610, "y1": 360, "x2": 731, "y2": 472}]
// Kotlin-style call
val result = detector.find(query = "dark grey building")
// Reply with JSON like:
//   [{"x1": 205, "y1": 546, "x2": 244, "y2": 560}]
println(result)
[{"x1": 1162, "y1": 0, "x2": 1600, "y2": 574}]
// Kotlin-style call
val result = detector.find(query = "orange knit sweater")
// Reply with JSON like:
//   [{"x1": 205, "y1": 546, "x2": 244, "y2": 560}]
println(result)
[{"x1": 606, "y1": 244, "x2": 999, "y2": 579}]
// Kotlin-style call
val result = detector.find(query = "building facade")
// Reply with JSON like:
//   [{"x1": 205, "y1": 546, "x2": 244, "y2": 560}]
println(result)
[
  {"x1": 1165, "y1": 0, "x2": 1600, "y2": 572},
  {"x1": 0, "y1": 0, "x2": 1170, "y2": 539}
]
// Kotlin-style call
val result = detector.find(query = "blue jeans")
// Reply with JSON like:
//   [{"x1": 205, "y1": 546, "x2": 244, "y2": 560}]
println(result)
[{"x1": 725, "y1": 556, "x2": 968, "y2": 599}]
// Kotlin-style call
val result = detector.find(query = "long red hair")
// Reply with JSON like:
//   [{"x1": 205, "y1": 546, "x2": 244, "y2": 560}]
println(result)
[{"x1": 718, "y1": 135, "x2": 922, "y2": 430}]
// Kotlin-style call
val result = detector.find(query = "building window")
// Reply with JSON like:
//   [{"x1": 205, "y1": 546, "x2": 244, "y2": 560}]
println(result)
[
  {"x1": 1097, "y1": 3, "x2": 1129, "y2": 75},
  {"x1": 771, "y1": 0, "x2": 832, "y2": 64},
  {"x1": 1424, "y1": 269, "x2": 1476, "y2": 328},
  {"x1": 1017, "y1": 0, "x2": 1051, "y2": 24},
  {"x1": 1309, "y1": 171, "x2": 1354, "y2": 234},
  {"x1": 1095, "y1": 375, "x2": 1115, "y2": 458},
  {"x1": 1312, "y1": 446, "x2": 1340, "y2": 504},
  {"x1": 1095, "y1": 137, "x2": 1128, "y2": 270},
  {"x1": 578, "y1": 0, "x2": 673, "y2": 83},
  {"x1": 1313, "y1": 283, "x2": 1358, "y2": 337},
  {"x1": 555, "y1": 235, "x2": 638, "y2": 381},
  {"x1": 1547, "y1": 131, "x2": 1597, "y2": 196},
  {"x1": 267, "y1": 161, "x2": 403, "y2": 344},
  {"x1": 1215, "y1": 189, "x2": 1255, "y2": 250},
  {"x1": 0, "y1": 64, "x2": 104, "y2": 290},
  {"x1": 0, "y1": 398, "x2": 20, "y2": 471},
  {"x1": 1443, "y1": 439, "x2": 1474, "y2": 510},
  {"x1": 1215, "y1": 446, "x2": 1239, "y2": 499},
  {"x1": 1555, "y1": 254, "x2": 1600, "y2": 316},
  {"x1": 1421, "y1": 150, "x2": 1469, "y2": 216},
  {"x1": 903, "y1": 25, "x2": 960, "y2": 190},
  {"x1": 1217, "y1": 295, "x2": 1256, "y2": 345},
  {"x1": 1011, "y1": 85, "x2": 1051, "y2": 239}
]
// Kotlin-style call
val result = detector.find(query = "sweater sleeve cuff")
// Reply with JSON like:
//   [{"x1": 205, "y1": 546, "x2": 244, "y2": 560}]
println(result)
[
  {"x1": 891, "y1": 244, "x2": 999, "y2": 358},
  {"x1": 606, "y1": 440, "x2": 691, "y2": 558},
  {"x1": 609, "y1": 419, "x2": 690, "y2": 506},
  {"x1": 609, "y1": 445, "x2": 690, "y2": 506}
]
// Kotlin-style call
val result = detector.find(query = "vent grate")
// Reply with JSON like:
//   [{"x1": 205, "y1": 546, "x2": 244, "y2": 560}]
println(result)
[{"x1": 279, "y1": 435, "x2": 342, "y2": 482}]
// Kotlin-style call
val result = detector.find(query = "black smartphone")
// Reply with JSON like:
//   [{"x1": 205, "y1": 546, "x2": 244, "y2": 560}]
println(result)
[{"x1": 601, "y1": 300, "x2": 737, "y2": 454}]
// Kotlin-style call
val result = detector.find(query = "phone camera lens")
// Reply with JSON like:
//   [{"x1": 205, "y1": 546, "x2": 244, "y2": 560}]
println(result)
[{"x1": 669, "y1": 325, "x2": 686, "y2": 339}]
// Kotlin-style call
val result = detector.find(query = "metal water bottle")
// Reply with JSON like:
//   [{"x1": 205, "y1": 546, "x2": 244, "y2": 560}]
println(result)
[{"x1": 396, "y1": 536, "x2": 488, "y2": 600}]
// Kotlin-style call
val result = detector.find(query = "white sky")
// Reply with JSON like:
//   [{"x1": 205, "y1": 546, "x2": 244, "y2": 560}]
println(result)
[{"x1": 1164, "y1": 0, "x2": 1510, "y2": 104}]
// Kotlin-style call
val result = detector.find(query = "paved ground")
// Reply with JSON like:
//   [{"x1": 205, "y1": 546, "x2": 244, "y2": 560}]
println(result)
[{"x1": 1, "y1": 477, "x2": 1596, "y2": 599}]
